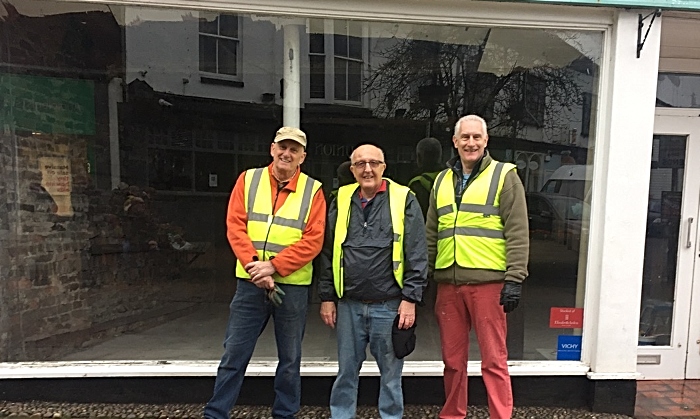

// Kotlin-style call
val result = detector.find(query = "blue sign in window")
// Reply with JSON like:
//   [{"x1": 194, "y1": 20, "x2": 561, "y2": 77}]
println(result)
[{"x1": 557, "y1": 335, "x2": 582, "y2": 361}]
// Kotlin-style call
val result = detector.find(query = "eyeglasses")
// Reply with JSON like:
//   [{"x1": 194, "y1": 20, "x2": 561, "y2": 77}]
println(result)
[{"x1": 352, "y1": 160, "x2": 384, "y2": 169}]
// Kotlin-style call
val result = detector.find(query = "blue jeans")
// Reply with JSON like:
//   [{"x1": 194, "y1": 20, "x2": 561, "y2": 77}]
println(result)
[
  {"x1": 330, "y1": 298, "x2": 404, "y2": 419},
  {"x1": 204, "y1": 279, "x2": 309, "y2": 419}
]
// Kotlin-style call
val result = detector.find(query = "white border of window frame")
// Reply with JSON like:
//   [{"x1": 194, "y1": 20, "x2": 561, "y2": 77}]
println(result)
[
  {"x1": 198, "y1": 11, "x2": 244, "y2": 82},
  {"x1": 0, "y1": 360, "x2": 590, "y2": 377},
  {"x1": 8, "y1": 0, "x2": 617, "y2": 379}
]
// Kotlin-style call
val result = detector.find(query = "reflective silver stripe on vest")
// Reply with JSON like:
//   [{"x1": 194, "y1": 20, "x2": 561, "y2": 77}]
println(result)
[
  {"x1": 392, "y1": 232, "x2": 401, "y2": 271},
  {"x1": 437, "y1": 227, "x2": 505, "y2": 240},
  {"x1": 458, "y1": 203, "x2": 499, "y2": 215},
  {"x1": 436, "y1": 205, "x2": 453, "y2": 217},
  {"x1": 296, "y1": 177, "x2": 316, "y2": 230},
  {"x1": 486, "y1": 162, "x2": 505, "y2": 206},
  {"x1": 248, "y1": 213, "x2": 269, "y2": 222},
  {"x1": 252, "y1": 241, "x2": 286, "y2": 254},
  {"x1": 247, "y1": 168, "x2": 265, "y2": 215},
  {"x1": 270, "y1": 217, "x2": 302, "y2": 228}
]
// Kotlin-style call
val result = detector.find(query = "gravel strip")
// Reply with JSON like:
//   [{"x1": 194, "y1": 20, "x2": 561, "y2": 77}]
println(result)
[{"x1": 0, "y1": 401, "x2": 634, "y2": 418}]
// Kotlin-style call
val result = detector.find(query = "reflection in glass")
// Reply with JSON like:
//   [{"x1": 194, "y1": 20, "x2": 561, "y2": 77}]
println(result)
[
  {"x1": 639, "y1": 135, "x2": 686, "y2": 347},
  {"x1": 657, "y1": 73, "x2": 700, "y2": 108},
  {"x1": 0, "y1": 1, "x2": 602, "y2": 362}
]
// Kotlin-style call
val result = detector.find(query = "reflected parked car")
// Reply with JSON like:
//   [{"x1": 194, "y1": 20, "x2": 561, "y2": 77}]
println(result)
[{"x1": 527, "y1": 192, "x2": 589, "y2": 249}]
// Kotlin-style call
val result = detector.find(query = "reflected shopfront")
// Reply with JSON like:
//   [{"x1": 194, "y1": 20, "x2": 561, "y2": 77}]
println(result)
[{"x1": 0, "y1": 1, "x2": 602, "y2": 364}]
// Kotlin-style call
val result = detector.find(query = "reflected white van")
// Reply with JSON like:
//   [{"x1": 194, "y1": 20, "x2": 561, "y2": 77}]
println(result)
[{"x1": 540, "y1": 164, "x2": 592, "y2": 202}]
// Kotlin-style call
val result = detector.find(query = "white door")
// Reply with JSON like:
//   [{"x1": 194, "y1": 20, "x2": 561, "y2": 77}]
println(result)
[{"x1": 637, "y1": 109, "x2": 700, "y2": 380}]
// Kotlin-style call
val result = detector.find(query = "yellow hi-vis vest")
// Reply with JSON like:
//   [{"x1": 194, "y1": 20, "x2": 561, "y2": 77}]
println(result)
[
  {"x1": 331, "y1": 179, "x2": 410, "y2": 298},
  {"x1": 433, "y1": 160, "x2": 516, "y2": 271},
  {"x1": 235, "y1": 167, "x2": 321, "y2": 285},
  {"x1": 409, "y1": 171, "x2": 439, "y2": 192}
]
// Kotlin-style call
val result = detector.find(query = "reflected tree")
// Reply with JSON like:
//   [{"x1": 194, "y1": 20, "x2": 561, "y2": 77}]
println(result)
[{"x1": 364, "y1": 27, "x2": 588, "y2": 141}]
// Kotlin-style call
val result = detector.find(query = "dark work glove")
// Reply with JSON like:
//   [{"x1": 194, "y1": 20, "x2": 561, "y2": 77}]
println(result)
[
  {"x1": 499, "y1": 281, "x2": 521, "y2": 313},
  {"x1": 267, "y1": 284, "x2": 286, "y2": 307}
]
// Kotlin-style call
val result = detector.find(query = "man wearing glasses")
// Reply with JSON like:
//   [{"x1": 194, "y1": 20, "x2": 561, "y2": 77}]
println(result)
[{"x1": 318, "y1": 143, "x2": 428, "y2": 419}]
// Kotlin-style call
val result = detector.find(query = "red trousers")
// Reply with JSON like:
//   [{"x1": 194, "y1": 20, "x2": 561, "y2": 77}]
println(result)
[{"x1": 435, "y1": 282, "x2": 513, "y2": 419}]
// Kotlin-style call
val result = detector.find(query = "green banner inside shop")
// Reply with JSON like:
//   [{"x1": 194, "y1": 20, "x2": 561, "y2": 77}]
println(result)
[{"x1": 0, "y1": 74, "x2": 95, "y2": 136}]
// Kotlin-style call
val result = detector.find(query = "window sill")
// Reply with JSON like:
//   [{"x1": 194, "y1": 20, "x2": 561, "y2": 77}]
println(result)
[{"x1": 200, "y1": 76, "x2": 244, "y2": 88}]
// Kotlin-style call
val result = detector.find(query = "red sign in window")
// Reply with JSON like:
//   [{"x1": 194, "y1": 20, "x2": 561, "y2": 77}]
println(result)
[{"x1": 549, "y1": 307, "x2": 583, "y2": 328}]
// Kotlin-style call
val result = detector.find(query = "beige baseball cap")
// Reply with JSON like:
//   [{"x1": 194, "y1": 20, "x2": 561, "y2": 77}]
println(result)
[{"x1": 274, "y1": 126, "x2": 307, "y2": 148}]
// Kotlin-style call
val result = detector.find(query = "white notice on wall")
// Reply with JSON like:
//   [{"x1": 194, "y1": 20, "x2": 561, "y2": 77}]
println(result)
[
  {"x1": 209, "y1": 173, "x2": 218, "y2": 188},
  {"x1": 38, "y1": 156, "x2": 73, "y2": 216}
]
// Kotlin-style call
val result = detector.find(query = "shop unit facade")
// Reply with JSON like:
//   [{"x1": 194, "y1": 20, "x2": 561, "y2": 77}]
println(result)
[{"x1": 2, "y1": 0, "x2": 700, "y2": 415}]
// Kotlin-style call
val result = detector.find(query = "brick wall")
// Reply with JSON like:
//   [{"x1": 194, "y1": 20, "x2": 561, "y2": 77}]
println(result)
[
  {"x1": 0, "y1": 6, "x2": 220, "y2": 362},
  {"x1": 0, "y1": 130, "x2": 216, "y2": 361}
]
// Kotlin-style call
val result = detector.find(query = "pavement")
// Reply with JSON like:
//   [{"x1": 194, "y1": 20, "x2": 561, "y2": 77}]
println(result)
[{"x1": 0, "y1": 401, "x2": 634, "y2": 418}]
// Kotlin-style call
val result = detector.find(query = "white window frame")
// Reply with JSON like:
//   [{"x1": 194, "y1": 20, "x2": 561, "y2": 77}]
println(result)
[
  {"x1": 5, "y1": 0, "x2": 652, "y2": 383},
  {"x1": 198, "y1": 11, "x2": 242, "y2": 82}
]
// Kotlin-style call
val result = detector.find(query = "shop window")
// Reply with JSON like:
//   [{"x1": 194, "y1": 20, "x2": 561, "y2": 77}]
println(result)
[
  {"x1": 1, "y1": 2, "x2": 604, "y2": 366},
  {"x1": 199, "y1": 12, "x2": 241, "y2": 79}
]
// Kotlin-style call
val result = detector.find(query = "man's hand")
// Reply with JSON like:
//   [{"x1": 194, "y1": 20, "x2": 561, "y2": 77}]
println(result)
[
  {"x1": 245, "y1": 260, "x2": 276, "y2": 282},
  {"x1": 320, "y1": 301, "x2": 337, "y2": 328},
  {"x1": 499, "y1": 281, "x2": 522, "y2": 313},
  {"x1": 397, "y1": 300, "x2": 416, "y2": 329},
  {"x1": 251, "y1": 275, "x2": 275, "y2": 290}
]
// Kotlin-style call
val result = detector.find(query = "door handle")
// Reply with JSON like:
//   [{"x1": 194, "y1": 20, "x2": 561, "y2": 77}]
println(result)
[{"x1": 688, "y1": 217, "x2": 695, "y2": 249}]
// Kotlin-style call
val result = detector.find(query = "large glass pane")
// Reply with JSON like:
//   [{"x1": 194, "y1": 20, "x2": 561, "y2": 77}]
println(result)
[
  {"x1": 310, "y1": 34, "x2": 325, "y2": 54},
  {"x1": 309, "y1": 19, "x2": 325, "y2": 53},
  {"x1": 199, "y1": 35, "x2": 217, "y2": 73},
  {"x1": 218, "y1": 38, "x2": 238, "y2": 76},
  {"x1": 639, "y1": 135, "x2": 686, "y2": 347},
  {"x1": 0, "y1": 2, "x2": 602, "y2": 363},
  {"x1": 657, "y1": 73, "x2": 700, "y2": 108},
  {"x1": 334, "y1": 34, "x2": 348, "y2": 57},
  {"x1": 199, "y1": 13, "x2": 218, "y2": 35},
  {"x1": 347, "y1": 60, "x2": 362, "y2": 102},
  {"x1": 334, "y1": 57, "x2": 347, "y2": 100},
  {"x1": 219, "y1": 14, "x2": 239, "y2": 38},
  {"x1": 309, "y1": 55, "x2": 326, "y2": 98},
  {"x1": 349, "y1": 36, "x2": 362, "y2": 60}
]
